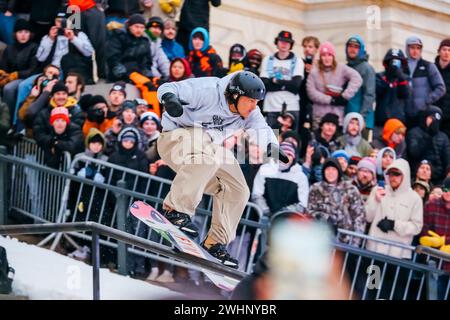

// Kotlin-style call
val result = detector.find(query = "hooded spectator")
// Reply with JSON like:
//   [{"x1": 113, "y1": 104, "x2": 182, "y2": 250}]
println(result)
[
  {"x1": 106, "y1": 14, "x2": 153, "y2": 82},
  {"x1": 177, "y1": 0, "x2": 221, "y2": 53},
  {"x1": 353, "y1": 157, "x2": 377, "y2": 202},
  {"x1": 345, "y1": 35, "x2": 376, "y2": 132},
  {"x1": 435, "y1": 38, "x2": 450, "y2": 137},
  {"x1": 375, "y1": 48, "x2": 410, "y2": 132},
  {"x1": 338, "y1": 112, "x2": 373, "y2": 158},
  {"x1": 145, "y1": 16, "x2": 170, "y2": 79},
  {"x1": 406, "y1": 105, "x2": 450, "y2": 184},
  {"x1": 375, "y1": 147, "x2": 396, "y2": 186},
  {"x1": 169, "y1": 57, "x2": 192, "y2": 82},
  {"x1": 244, "y1": 49, "x2": 263, "y2": 76},
  {"x1": 252, "y1": 142, "x2": 309, "y2": 216},
  {"x1": 260, "y1": 31, "x2": 304, "y2": 130},
  {"x1": 34, "y1": 106, "x2": 84, "y2": 168},
  {"x1": 187, "y1": 27, "x2": 224, "y2": 77},
  {"x1": 332, "y1": 149, "x2": 350, "y2": 179},
  {"x1": 307, "y1": 41, "x2": 362, "y2": 129},
  {"x1": 161, "y1": 19, "x2": 185, "y2": 61},
  {"x1": 412, "y1": 180, "x2": 430, "y2": 204},
  {"x1": 366, "y1": 159, "x2": 423, "y2": 259},
  {"x1": 0, "y1": 19, "x2": 39, "y2": 119},
  {"x1": 372, "y1": 118, "x2": 407, "y2": 158},
  {"x1": 140, "y1": 111, "x2": 161, "y2": 163},
  {"x1": 307, "y1": 157, "x2": 366, "y2": 245},
  {"x1": 227, "y1": 43, "x2": 247, "y2": 74},
  {"x1": 404, "y1": 36, "x2": 446, "y2": 128}
]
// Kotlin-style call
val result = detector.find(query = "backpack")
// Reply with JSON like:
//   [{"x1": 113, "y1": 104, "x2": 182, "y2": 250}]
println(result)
[{"x1": 0, "y1": 246, "x2": 15, "y2": 295}]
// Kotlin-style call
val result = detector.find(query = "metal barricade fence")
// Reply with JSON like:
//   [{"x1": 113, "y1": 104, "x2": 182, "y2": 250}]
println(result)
[
  {"x1": 48, "y1": 155, "x2": 267, "y2": 274},
  {"x1": 9, "y1": 137, "x2": 71, "y2": 224},
  {"x1": 335, "y1": 228, "x2": 450, "y2": 300}
]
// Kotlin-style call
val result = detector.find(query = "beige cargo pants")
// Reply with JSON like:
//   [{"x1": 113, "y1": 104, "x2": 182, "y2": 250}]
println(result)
[{"x1": 157, "y1": 127, "x2": 250, "y2": 245}]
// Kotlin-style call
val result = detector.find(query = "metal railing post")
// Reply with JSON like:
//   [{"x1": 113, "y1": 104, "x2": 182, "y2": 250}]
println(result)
[
  {"x1": 91, "y1": 231, "x2": 100, "y2": 300},
  {"x1": 426, "y1": 260, "x2": 438, "y2": 300},
  {"x1": 0, "y1": 146, "x2": 8, "y2": 225},
  {"x1": 116, "y1": 180, "x2": 129, "y2": 276}
]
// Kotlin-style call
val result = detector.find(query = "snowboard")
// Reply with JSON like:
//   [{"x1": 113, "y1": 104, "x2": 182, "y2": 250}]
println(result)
[{"x1": 129, "y1": 200, "x2": 240, "y2": 291}]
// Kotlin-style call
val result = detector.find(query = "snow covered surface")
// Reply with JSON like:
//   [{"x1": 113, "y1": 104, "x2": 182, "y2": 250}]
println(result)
[{"x1": 0, "y1": 236, "x2": 184, "y2": 300}]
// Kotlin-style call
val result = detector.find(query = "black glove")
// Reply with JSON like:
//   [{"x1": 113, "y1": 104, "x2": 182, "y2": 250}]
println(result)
[
  {"x1": 267, "y1": 143, "x2": 289, "y2": 163},
  {"x1": 396, "y1": 68, "x2": 407, "y2": 82},
  {"x1": 144, "y1": 80, "x2": 156, "y2": 91},
  {"x1": 330, "y1": 95, "x2": 348, "y2": 106},
  {"x1": 112, "y1": 64, "x2": 127, "y2": 79},
  {"x1": 161, "y1": 92, "x2": 188, "y2": 117},
  {"x1": 377, "y1": 217, "x2": 395, "y2": 233}
]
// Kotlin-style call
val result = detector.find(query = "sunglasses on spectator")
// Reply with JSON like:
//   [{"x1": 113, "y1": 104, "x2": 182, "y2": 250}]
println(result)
[{"x1": 387, "y1": 171, "x2": 402, "y2": 177}]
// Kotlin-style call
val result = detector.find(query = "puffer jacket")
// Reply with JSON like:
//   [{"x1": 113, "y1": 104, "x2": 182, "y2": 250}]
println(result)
[
  {"x1": 307, "y1": 63, "x2": 362, "y2": 127},
  {"x1": 106, "y1": 28, "x2": 153, "y2": 81},
  {"x1": 366, "y1": 159, "x2": 423, "y2": 259},
  {"x1": 406, "y1": 58, "x2": 445, "y2": 118},
  {"x1": 0, "y1": 40, "x2": 40, "y2": 79},
  {"x1": 406, "y1": 112, "x2": 450, "y2": 184},
  {"x1": 345, "y1": 35, "x2": 376, "y2": 129}
]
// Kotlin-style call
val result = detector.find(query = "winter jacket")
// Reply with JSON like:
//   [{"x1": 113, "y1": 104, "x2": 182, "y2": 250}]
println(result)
[
  {"x1": 307, "y1": 159, "x2": 366, "y2": 245},
  {"x1": 435, "y1": 57, "x2": 450, "y2": 124},
  {"x1": 406, "y1": 58, "x2": 445, "y2": 118},
  {"x1": 106, "y1": 28, "x2": 153, "y2": 81},
  {"x1": 345, "y1": 36, "x2": 376, "y2": 129},
  {"x1": 260, "y1": 52, "x2": 304, "y2": 113},
  {"x1": 307, "y1": 63, "x2": 362, "y2": 127},
  {"x1": 337, "y1": 112, "x2": 373, "y2": 158},
  {"x1": 162, "y1": 38, "x2": 186, "y2": 61},
  {"x1": 187, "y1": 27, "x2": 224, "y2": 78},
  {"x1": 157, "y1": 71, "x2": 278, "y2": 149},
  {"x1": 30, "y1": 94, "x2": 85, "y2": 137},
  {"x1": 105, "y1": 0, "x2": 142, "y2": 17},
  {"x1": 252, "y1": 162, "x2": 309, "y2": 215},
  {"x1": 179, "y1": 0, "x2": 221, "y2": 31},
  {"x1": 36, "y1": 32, "x2": 94, "y2": 68},
  {"x1": 145, "y1": 32, "x2": 170, "y2": 79},
  {"x1": 29, "y1": 0, "x2": 63, "y2": 23},
  {"x1": 366, "y1": 159, "x2": 423, "y2": 259},
  {"x1": 144, "y1": 131, "x2": 160, "y2": 163},
  {"x1": 406, "y1": 116, "x2": 450, "y2": 184},
  {"x1": 34, "y1": 122, "x2": 84, "y2": 168},
  {"x1": 0, "y1": 40, "x2": 40, "y2": 79}
]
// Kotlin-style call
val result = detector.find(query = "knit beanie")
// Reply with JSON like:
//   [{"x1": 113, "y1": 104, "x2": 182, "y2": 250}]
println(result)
[
  {"x1": 14, "y1": 19, "x2": 32, "y2": 33},
  {"x1": 320, "y1": 112, "x2": 339, "y2": 127},
  {"x1": 127, "y1": 14, "x2": 146, "y2": 27},
  {"x1": 50, "y1": 107, "x2": 70, "y2": 125},
  {"x1": 51, "y1": 81, "x2": 69, "y2": 96},
  {"x1": 319, "y1": 41, "x2": 336, "y2": 57},
  {"x1": 357, "y1": 157, "x2": 377, "y2": 177}
]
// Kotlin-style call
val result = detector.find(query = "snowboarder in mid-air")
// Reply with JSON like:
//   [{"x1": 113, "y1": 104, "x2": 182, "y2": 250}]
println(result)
[{"x1": 157, "y1": 71, "x2": 288, "y2": 268}]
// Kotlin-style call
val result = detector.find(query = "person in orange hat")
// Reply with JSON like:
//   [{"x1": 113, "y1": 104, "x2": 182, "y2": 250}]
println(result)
[{"x1": 371, "y1": 118, "x2": 407, "y2": 158}]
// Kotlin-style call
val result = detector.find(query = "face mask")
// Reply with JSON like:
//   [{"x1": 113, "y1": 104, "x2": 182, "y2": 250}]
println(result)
[{"x1": 87, "y1": 107, "x2": 105, "y2": 124}]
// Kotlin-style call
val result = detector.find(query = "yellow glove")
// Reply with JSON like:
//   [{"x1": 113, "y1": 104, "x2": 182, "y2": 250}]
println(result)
[
  {"x1": 440, "y1": 244, "x2": 450, "y2": 254},
  {"x1": 159, "y1": 0, "x2": 173, "y2": 14},
  {"x1": 419, "y1": 230, "x2": 446, "y2": 248},
  {"x1": 228, "y1": 62, "x2": 245, "y2": 74}
]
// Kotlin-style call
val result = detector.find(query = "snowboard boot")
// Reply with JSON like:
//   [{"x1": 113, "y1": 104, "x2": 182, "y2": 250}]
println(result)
[
  {"x1": 163, "y1": 210, "x2": 199, "y2": 238},
  {"x1": 201, "y1": 242, "x2": 239, "y2": 269}
]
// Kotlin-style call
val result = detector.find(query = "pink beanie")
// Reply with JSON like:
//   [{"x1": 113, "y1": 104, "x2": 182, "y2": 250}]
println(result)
[{"x1": 319, "y1": 41, "x2": 336, "y2": 57}]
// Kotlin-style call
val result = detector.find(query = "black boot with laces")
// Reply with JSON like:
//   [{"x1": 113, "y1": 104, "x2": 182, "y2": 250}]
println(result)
[
  {"x1": 202, "y1": 242, "x2": 239, "y2": 269},
  {"x1": 163, "y1": 210, "x2": 199, "y2": 238}
]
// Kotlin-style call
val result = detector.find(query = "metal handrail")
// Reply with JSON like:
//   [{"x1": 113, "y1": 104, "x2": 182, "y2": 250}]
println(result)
[
  {"x1": 416, "y1": 245, "x2": 450, "y2": 262},
  {"x1": 0, "y1": 222, "x2": 247, "y2": 300}
]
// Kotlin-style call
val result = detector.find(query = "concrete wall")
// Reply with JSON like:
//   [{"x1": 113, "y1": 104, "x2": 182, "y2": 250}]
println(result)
[{"x1": 209, "y1": 0, "x2": 450, "y2": 71}]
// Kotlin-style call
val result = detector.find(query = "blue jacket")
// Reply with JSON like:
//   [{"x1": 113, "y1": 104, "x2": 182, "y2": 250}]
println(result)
[
  {"x1": 345, "y1": 35, "x2": 376, "y2": 129},
  {"x1": 162, "y1": 39, "x2": 186, "y2": 61}
]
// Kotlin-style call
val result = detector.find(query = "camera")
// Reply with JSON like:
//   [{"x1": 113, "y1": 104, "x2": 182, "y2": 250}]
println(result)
[
  {"x1": 58, "y1": 18, "x2": 67, "y2": 36},
  {"x1": 40, "y1": 75, "x2": 57, "y2": 91},
  {"x1": 305, "y1": 55, "x2": 314, "y2": 64}
]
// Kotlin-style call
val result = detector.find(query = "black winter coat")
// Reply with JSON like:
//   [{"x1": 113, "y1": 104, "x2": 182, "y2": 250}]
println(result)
[
  {"x1": 30, "y1": 0, "x2": 63, "y2": 23},
  {"x1": 179, "y1": 0, "x2": 221, "y2": 30},
  {"x1": 105, "y1": 0, "x2": 142, "y2": 17},
  {"x1": 406, "y1": 124, "x2": 450, "y2": 184},
  {"x1": 0, "y1": 41, "x2": 40, "y2": 79},
  {"x1": 106, "y1": 29, "x2": 153, "y2": 81},
  {"x1": 34, "y1": 123, "x2": 84, "y2": 168},
  {"x1": 435, "y1": 56, "x2": 450, "y2": 123}
]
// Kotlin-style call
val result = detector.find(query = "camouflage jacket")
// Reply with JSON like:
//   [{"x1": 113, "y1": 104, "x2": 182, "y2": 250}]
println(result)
[{"x1": 307, "y1": 180, "x2": 367, "y2": 245}]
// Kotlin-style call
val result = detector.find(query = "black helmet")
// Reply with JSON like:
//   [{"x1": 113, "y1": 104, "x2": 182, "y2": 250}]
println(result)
[{"x1": 226, "y1": 71, "x2": 266, "y2": 103}]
